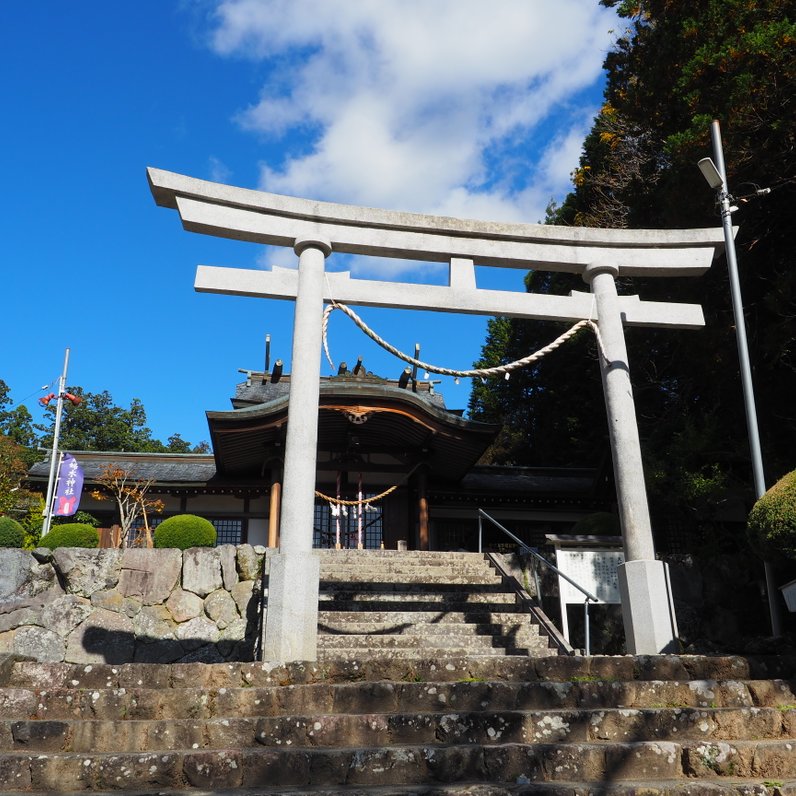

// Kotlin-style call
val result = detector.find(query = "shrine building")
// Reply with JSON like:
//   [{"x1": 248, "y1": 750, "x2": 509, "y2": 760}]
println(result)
[{"x1": 27, "y1": 362, "x2": 612, "y2": 551}]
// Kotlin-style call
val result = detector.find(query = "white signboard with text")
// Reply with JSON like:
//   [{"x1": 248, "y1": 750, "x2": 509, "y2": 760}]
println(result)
[{"x1": 556, "y1": 548, "x2": 625, "y2": 605}]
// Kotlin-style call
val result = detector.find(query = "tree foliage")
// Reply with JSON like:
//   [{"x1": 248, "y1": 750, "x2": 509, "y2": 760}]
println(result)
[
  {"x1": 470, "y1": 0, "x2": 796, "y2": 539},
  {"x1": 37, "y1": 388, "x2": 164, "y2": 452},
  {"x1": 0, "y1": 380, "x2": 37, "y2": 454},
  {"x1": 11, "y1": 384, "x2": 211, "y2": 454},
  {"x1": 748, "y1": 469, "x2": 796, "y2": 561},
  {"x1": 469, "y1": 273, "x2": 608, "y2": 467},
  {"x1": 0, "y1": 435, "x2": 32, "y2": 517}
]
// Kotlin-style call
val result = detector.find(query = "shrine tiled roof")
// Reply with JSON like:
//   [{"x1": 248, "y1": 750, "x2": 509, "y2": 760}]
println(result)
[
  {"x1": 28, "y1": 452, "x2": 218, "y2": 485},
  {"x1": 231, "y1": 371, "x2": 448, "y2": 411}
]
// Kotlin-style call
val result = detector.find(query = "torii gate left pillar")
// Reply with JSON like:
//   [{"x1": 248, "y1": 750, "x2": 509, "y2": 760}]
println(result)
[
  {"x1": 262, "y1": 236, "x2": 330, "y2": 662},
  {"x1": 147, "y1": 166, "x2": 727, "y2": 660}
]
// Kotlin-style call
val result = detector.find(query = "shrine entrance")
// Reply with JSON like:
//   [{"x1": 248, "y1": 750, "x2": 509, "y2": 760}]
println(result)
[
  {"x1": 313, "y1": 485, "x2": 384, "y2": 550},
  {"x1": 149, "y1": 166, "x2": 726, "y2": 660}
]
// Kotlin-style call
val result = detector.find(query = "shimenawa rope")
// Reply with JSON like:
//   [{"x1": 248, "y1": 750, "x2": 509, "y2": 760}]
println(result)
[{"x1": 321, "y1": 300, "x2": 608, "y2": 378}]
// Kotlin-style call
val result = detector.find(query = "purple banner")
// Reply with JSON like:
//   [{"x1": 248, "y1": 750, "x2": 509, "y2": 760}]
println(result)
[{"x1": 53, "y1": 453, "x2": 83, "y2": 517}]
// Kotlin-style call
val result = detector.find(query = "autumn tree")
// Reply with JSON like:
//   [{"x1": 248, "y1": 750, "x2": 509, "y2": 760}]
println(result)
[
  {"x1": 0, "y1": 435, "x2": 31, "y2": 517},
  {"x1": 90, "y1": 465, "x2": 164, "y2": 548}
]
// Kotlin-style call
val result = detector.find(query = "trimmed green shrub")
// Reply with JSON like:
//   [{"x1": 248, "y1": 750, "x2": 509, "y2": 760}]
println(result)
[
  {"x1": 572, "y1": 512, "x2": 620, "y2": 536},
  {"x1": 153, "y1": 514, "x2": 217, "y2": 550},
  {"x1": 39, "y1": 523, "x2": 100, "y2": 550},
  {"x1": 0, "y1": 516, "x2": 25, "y2": 547},
  {"x1": 53, "y1": 510, "x2": 100, "y2": 528},
  {"x1": 748, "y1": 469, "x2": 796, "y2": 561}
]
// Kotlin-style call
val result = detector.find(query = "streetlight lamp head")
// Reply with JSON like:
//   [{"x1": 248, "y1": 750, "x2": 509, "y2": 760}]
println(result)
[{"x1": 698, "y1": 157, "x2": 724, "y2": 190}]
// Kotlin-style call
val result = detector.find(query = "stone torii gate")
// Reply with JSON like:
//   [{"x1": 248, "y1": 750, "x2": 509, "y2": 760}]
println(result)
[{"x1": 148, "y1": 167, "x2": 726, "y2": 660}]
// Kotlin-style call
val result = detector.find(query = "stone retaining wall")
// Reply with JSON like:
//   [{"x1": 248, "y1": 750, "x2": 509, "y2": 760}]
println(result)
[{"x1": 0, "y1": 547, "x2": 269, "y2": 664}]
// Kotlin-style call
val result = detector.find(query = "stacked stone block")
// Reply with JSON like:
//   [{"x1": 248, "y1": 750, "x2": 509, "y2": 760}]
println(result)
[{"x1": 0, "y1": 547, "x2": 267, "y2": 664}]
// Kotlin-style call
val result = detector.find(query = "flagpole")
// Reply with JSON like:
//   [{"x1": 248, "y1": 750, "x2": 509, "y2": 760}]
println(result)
[{"x1": 42, "y1": 348, "x2": 70, "y2": 537}]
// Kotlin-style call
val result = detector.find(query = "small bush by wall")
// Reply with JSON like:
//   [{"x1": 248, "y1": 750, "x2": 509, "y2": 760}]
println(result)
[
  {"x1": 154, "y1": 514, "x2": 217, "y2": 550},
  {"x1": 748, "y1": 469, "x2": 796, "y2": 561},
  {"x1": 39, "y1": 523, "x2": 100, "y2": 550},
  {"x1": 0, "y1": 516, "x2": 25, "y2": 547}
]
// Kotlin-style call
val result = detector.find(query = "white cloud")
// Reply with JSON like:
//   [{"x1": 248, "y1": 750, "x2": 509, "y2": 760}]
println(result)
[
  {"x1": 206, "y1": 0, "x2": 617, "y2": 275},
  {"x1": 208, "y1": 155, "x2": 232, "y2": 183}
]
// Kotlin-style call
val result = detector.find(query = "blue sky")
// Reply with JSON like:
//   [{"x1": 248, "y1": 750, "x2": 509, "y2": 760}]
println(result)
[{"x1": 1, "y1": 1, "x2": 618, "y2": 448}]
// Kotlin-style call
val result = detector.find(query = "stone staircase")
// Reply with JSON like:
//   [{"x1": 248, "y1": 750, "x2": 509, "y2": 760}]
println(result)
[
  {"x1": 0, "y1": 653, "x2": 795, "y2": 793},
  {"x1": 315, "y1": 550, "x2": 559, "y2": 660}
]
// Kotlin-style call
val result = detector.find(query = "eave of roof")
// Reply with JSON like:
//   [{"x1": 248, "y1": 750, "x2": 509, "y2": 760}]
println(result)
[{"x1": 207, "y1": 381, "x2": 498, "y2": 482}]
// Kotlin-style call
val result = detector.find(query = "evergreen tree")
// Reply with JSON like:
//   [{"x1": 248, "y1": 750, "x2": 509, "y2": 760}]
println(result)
[
  {"x1": 0, "y1": 379, "x2": 36, "y2": 450},
  {"x1": 471, "y1": 0, "x2": 796, "y2": 542}
]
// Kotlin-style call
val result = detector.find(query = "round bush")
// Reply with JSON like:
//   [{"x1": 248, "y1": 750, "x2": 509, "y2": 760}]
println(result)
[
  {"x1": 0, "y1": 516, "x2": 25, "y2": 547},
  {"x1": 153, "y1": 514, "x2": 217, "y2": 550},
  {"x1": 39, "y1": 523, "x2": 100, "y2": 550},
  {"x1": 748, "y1": 469, "x2": 796, "y2": 561}
]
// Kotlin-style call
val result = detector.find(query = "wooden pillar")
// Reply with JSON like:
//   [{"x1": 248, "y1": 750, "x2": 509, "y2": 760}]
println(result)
[
  {"x1": 417, "y1": 468, "x2": 429, "y2": 551},
  {"x1": 267, "y1": 473, "x2": 282, "y2": 549}
]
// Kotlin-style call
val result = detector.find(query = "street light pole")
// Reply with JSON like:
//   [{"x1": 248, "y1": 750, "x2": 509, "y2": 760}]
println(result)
[{"x1": 699, "y1": 119, "x2": 782, "y2": 637}]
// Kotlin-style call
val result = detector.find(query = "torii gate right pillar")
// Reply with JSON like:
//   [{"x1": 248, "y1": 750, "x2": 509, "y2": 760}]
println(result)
[{"x1": 585, "y1": 264, "x2": 678, "y2": 654}]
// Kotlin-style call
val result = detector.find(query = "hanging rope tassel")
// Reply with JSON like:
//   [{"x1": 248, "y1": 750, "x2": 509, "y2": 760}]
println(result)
[{"x1": 322, "y1": 300, "x2": 609, "y2": 378}]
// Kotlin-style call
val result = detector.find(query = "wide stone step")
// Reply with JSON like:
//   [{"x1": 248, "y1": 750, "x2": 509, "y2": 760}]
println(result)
[
  {"x1": 318, "y1": 556, "x2": 497, "y2": 568},
  {"x1": 4, "y1": 739, "x2": 796, "y2": 791},
  {"x1": 319, "y1": 572, "x2": 504, "y2": 585},
  {"x1": 4, "y1": 705, "x2": 795, "y2": 755},
  {"x1": 317, "y1": 604, "x2": 522, "y2": 619},
  {"x1": 314, "y1": 550, "x2": 488, "y2": 563},
  {"x1": 10, "y1": 780, "x2": 796, "y2": 795},
  {"x1": 318, "y1": 593, "x2": 518, "y2": 607},
  {"x1": 317, "y1": 610, "x2": 531, "y2": 625},
  {"x1": 6, "y1": 677, "x2": 792, "y2": 722},
  {"x1": 3, "y1": 655, "x2": 770, "y2": 691},
  {"x1": 319, "y1": 580, "x2": 507, "y2": 592},
  {"x1": 317, "y1": 556, "x2": 496, "y2": 570},
  {"x1": 315, "y1": 633, "x2": 537, "y2": 650},
  {"x1": 317, "y1": 620, "x2": 542, "y2": 640},
  {"x1": 318, "y1": 647, "x2": 525, "y2": 660}
]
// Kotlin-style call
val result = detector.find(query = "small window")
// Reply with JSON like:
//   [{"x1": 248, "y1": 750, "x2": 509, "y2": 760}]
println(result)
[{"x1": 211, "y1": 518, "x2": 243, "y2": 546}]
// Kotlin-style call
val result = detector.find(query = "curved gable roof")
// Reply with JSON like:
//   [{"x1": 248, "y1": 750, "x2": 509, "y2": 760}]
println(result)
[{"x1": 208, "y1": 380, "x2": 498, "y2": 482}]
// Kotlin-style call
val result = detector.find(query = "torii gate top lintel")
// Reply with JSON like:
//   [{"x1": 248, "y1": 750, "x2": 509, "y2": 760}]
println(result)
[{"x1": 147, "y1": 167, "x2": 726, "y2": 278}]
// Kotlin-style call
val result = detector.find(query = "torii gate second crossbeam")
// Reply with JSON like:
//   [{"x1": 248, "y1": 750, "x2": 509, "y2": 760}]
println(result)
[{"x1": 148, "y1": 167, "x2": 727, "y2": 659}]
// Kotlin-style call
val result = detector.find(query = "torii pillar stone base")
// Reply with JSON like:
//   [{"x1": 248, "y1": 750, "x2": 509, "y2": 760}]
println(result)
[
  {"x1": 618, "y1": 559, "x2": 679, "y2": 654},
  {"x1": 263, "y1": 551, "x2": 321, "y2": 662}
]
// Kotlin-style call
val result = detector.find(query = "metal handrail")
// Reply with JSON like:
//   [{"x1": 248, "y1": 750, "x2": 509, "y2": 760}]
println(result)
[{"x1": 477, "y1": 508, "x2": 598, "y2": 655}]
